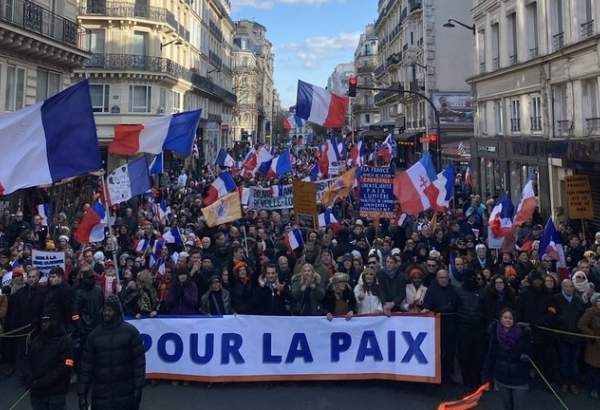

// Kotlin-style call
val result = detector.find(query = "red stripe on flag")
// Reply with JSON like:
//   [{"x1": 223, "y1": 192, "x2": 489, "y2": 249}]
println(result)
[
  {"x1": 108, "y1": 124, "x2": 143, "y2": 155},
  {"x1": 393, "y1": 172, "x2": 424, "y2": 216},
  {"x1": 323, "y1": 94, "x2": 349, "y2": 128}
]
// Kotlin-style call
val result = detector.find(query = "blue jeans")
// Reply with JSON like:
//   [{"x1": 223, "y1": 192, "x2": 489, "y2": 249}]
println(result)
[{"x1": 558, "y1": 341, "x2": 581, "y2": 385}]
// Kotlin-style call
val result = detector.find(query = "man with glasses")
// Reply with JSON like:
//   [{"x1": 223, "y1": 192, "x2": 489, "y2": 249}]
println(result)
[
  {"x1": 377, "y1": 255, "x2": 406, "y2": 316},
  {"x1": 423, "y1": 258, "x2": 439, "y2": 287}
]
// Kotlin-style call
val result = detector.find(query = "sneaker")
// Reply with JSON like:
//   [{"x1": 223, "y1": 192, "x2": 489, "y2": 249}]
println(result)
[
  {"x1": 570, "y1": 385, "x2": 579, "y2": 395},
  {"x1": 560, "y1": 384, "x2": 569, "y2": 395},
  {"x1": 591, "y1": 390, "x2": 599, "y2": 400}
]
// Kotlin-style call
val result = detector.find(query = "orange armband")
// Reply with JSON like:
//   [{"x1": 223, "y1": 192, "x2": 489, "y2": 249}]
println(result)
[
  {"x1": 71, "y1": 314, "x2": 80, "y2": 321},
  {"x1": 65, "y1": 358, "x2": 74, "y2": 367}
]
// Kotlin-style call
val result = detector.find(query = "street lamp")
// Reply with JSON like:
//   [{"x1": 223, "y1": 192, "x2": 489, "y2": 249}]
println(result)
[
  {"x1": 443, "y1": 19, "x2": 476, "y2": 35},
  {"x1": 160, "y1": 39, "x2": 183, "y2": 50}
]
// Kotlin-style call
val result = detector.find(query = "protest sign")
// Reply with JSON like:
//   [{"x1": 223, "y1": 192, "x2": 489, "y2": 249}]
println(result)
[
  {"x1": 565, "y1": 175, "x2": 594, "y2": 220},
  {"x1": 130, "y1": 314, "x2": 440, "y2": 383},
  {"x1": 247, "y1": 179, "x2": 336, "y2": 210},
  {"x1": 32, "y1": 250, "x2": 65, "y2": 274},
  {"x1": 293, "y1": 181, "x2": 318, "y2": 229},
  {"x1": 359, "y1": 167, "x2": 397, "y2": 219}
]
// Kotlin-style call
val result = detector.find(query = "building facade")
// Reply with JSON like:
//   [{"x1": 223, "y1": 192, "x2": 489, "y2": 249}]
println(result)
[
  {"x1": 374, "y1": 0, "x2": 474, "y2": 166},
  {"x1": 353, "y1": 25, "x2": 380, "y2": 131},
  {"x1": 231, "y1": 20, "x2": 274, "y2": 145},
  {"x1": 470, "y1": 0, "x2": 600, "y2": 224},
  {"x1": 0, "y1": 0, "x2": 89, "y2": 112},
  {"x1": 327, "y1": 62, "x2": 355, "y2": 129},
  {"x1": 75, "y1": 0, "x2": 236, "y2": 165}
]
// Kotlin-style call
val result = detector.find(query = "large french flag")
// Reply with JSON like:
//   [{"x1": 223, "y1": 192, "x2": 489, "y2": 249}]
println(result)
[
  {"x1": 216, "y1": 149, "x2": 235, "y2": 168},
  {"x1": 74, "y1": 201, "x2": 107, "y2": 243},
  {"x1": 106, "y1": 156, "x2": 152, "y2": 205},
  {"x1": 0, "y1": 80, "x2": 102, "y2": 195},
  {"x1": 393, "y1": 153, "x2": 439, "y2": 216},
  {"x1": 267, "y1": 150, "x2": 292, "y2": 178},
  {"x1": 109, "y1": 110, "x2": 201, "y2": 156},
  {"x1": 513, "y1": 180, "x2": 538, "y2": 226},
  {"x1": 489, "y1": 195, "x2": 515, "y2": 237},
  {"x1": 296, "y1": 80, "x2": 349, "y2": 128},
  {"x1": 432, "y1": 164, "x2": 455, "y2": 213},
  {"x1": 256, "y1": 146, "x2": 274, "y2": 175},
  {"x1": 318, "y1": 138, "x2": 341, "y2": 176},
  {"x1": 204, "y1": 172, "x2": 237, "y2": 205},
  {"x1": 539, "y1": 218, "x2": 567, "y2": 274}
]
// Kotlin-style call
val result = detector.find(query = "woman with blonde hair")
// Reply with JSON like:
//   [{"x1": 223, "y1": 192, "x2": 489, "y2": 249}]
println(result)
[{"x1": 290, "y1": 263, "x2": 324, "y2": 316}]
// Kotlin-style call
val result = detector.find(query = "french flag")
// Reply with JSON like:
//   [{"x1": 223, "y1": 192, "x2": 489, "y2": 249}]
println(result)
[
  {"x1": 216, "y1": 149, "x2": 235, "y2": 168},
  {"x1": 256, "y1": 146, "x2": 274, "y2": 175},
  {"x1": 136, "y1": 238, "x2": 150, "y2": 254},
  {"x1": 108, "y1": 110, "x2": 201, "y2": 156},
  {"x1": 242, "y1": 148, "x2": 257, "y2": 174},
  {"x1": 156, "y1": 199, "x2": 171, "y2": 220},
  {"x1": 148, "y1": 152, "x2": 163, "y2": 175},
  {"x1": 204, "y1": 172, "x2": 237, "y2": 205},
  {"x1": 150, "y1": 238, "x2": 166, "y2": 267},
  {"x1": 0, "y1": 80, "x2": 102, "y2": 195},
  {"x1": 393, "y1": 153, "x2": 438, "y2": 216},
  {"x1": 513, "y1": 180, "x2": 538, "y2": 226},
  {"x1": 296, "y1": 80, "x2": 349, "y2": 128},
  {"x1": 106, "y1": 156, "x2": 152, "y2": 205},
  {"x1": 489, "y1": 195, "x2": 515, "y2": 237},
  {"x1": 37, "y1": 203, "x2": 51, "y2": 226},
  {"x1": 283, "y1": 115, "x2": 305, "y2": 130},
  {"x1": 350, "y1": 140, "x2": 366, "y2": 166},
  {"x1": 271, "y1": 184, "x2": 285, "y2": 197},
  {"x1": 463, "y1": 165, "x2": 473, "y2": 191},
  {"x1": 318, "y1": 138, "x2": 341, "y2": 176},
  {"x1": 302, "y1": 164, "x2": 320, "y2": 182},
  {"x1": 318, "y1": 209, "x2": 339, "y2": 228},
  {"x1": 267, "y1": 150, "x2": 292, "y2": 178},
  {"x1": 539, "y1": 218, "x2": 567, "y2": 275},
  {"x1": 432, "y1": 164, "x2": 455, "y2": 213},
  {"x1": 74, "y1": 201, "x2": 107, "y2": 244},
  {"x1": 287, "y1": 228, "x2": 304, "y2": 251},
  {"x1": 163, "y1": 226, "x2": 183, "y2": 245},
  {"x1": 377, "y1": 134, "x2": 395, "y2": 163}
]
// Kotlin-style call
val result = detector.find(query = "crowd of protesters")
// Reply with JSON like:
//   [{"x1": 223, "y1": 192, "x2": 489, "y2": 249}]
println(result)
[{"x1": 0, "y1": 145, "x2": 600, "y2": 410}]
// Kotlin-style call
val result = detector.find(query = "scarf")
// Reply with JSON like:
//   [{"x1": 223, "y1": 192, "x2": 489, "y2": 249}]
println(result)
[
  {"x1": 561, "y1": 290, "x2": 573, "y2": 303},
  {"x1": 496, "y1": 323, "x2": 522, "y2": 351}
]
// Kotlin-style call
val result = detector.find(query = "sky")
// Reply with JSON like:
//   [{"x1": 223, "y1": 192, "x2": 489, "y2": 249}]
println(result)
[{"x1": 231, "y1": 0, "x2": 378, "y2": 110}]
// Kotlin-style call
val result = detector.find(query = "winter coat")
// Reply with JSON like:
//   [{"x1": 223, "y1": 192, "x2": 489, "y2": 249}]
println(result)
[
  {"x1": 377, "y1": 268, "x2": 407, "y2": 310},
  {"x1": 6, "y1": 284, "x2": 46, "y2": 330},
  {"x1": 354, "y1": 283, "x2": 384, "y2": 314},
  {"x1": 230, "y1": 279, "x2": 254, "y2": 314},
  {"x1": 200, "y1": 289, "x2": 233, "y2": 315},
  {"x1": 24, "y1": 324, "x2": 73, "y2": 398},
  {"x1": 252, "y1": 282, "x2": 290, "y2": 315},
  {"x1": 78, "y1": 313, "x2": 145, "y2": 410},
  {"x1": 322, "y1": 286, "x2": 357, "y2": 316},
  {"x1": 516, "y1": 286, "x2": 552, "y2": 344},
  {"x1": 482, "y1": 322, "x2": 532, "y2": 386},
  {"x1": 44, "y1": 282, "x2": 74, "y2": 328},
  {"x1": 165, "y1": 280, "x2": 198, "y2": 315},
  {"x1": 455, "y1": 285, "x2": 485, "y2": 327},
  {"x1": 290, "y1": 272, "x2": 325, "y2": 315},
  {"x1": 577, "y1": 306, "x2": 600, "y2": 368},
  {"x1": 482, "y1": 286, "x2": 516, "y2": 324},
  {"x1": 119, "y1": 287, "x2": 141, "y2": 317},
  {"x1": 548, "y1": 292, "x2": 586, "y2": 344},
  {"x1": 0, "y1": 293, "x2": 7, "y2": 324},
  {"x1": 400, "y1": 283, "x2": 427, "y2": 312},
  {"x1": 73, "y1": 285, "x2": 104, "y2": 339}
]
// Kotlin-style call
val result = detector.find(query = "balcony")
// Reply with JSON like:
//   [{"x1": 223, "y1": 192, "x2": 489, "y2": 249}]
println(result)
[
  {"x1": 374, "y1": 82, "x2": 403, "y2": 105},
  {"x1": 85, "y1": 53, "x2": 185, "y2": 77},
  {"x1": 529, "y1": 47, "x2": 538, "y2": 58},
  {"x1": 510, "y1": 118, "x2": 520, "y2": 133},
  {"x1": 586, "y1": 117, "x2": 600, "y2": 134},
  {"x1": 386, "y1": 52, "x2": 401, "y2": 66},
  {"x1": 556, "y1": 120, "x2": 572, "y2": 136},
  {"x1": 530, "y1": 116, "x2": 542, "y2": 131},
  {"x1": 581, "y1": 20, "x2": 594, "y2": 39},
  {"x1": 552, "y1": 32, "x2": 565, "y2": 51},
  {"x1": 374, "y1": 64, "x2": 386, "y2": 77},
  {"x1": 356, "y1": 63, "x2": 376, "y2": 73},
  {"x1": 0, "y1": 0, "x2": 81, "y2": 48},
  {"x1": 80, "y1": 2, "x2": 178, "y2": 30},
  {"x1": 492, "y1": 56, "x2": 499, "y2": 69}
]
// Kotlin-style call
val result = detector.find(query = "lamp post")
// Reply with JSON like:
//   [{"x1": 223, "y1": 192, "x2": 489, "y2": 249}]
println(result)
[
  {"x1": 443, "y1": 19, "x2": 476, "y2": 34},
  {"x1": 160, "y1": 39, "x2": 183, "y2": 50}
]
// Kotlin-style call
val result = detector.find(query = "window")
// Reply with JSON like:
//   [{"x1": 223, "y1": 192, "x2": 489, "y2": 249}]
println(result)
[
  {"x1": 527, "y1": 3, "x2": 539, "y2": 57},
  {"x1": 88, "y1": 29, "x2": 105, "y2": 54},
  {"x1": 133, "y1": 31, "x2": 147, "y2": 55},
  {"x1": 552, "y1": 0, "x2": 564, "y2": 50},
  {"x1": 365, "y1": 113, "x2": 370, "y2": 124},
  {"x1": 5, "y1": 65, "x2": 25, "y2": 111},
  {"x1": 90, "y1": 84, "x2": 110, "y2": 113},
  {"x1": 36, "y1": 69, "x2": 60, "y2": 101},
  {"x1": 495, "y1": 100, "x2": 504, "y2": 134},
  {"x1": 583, "y1": 79, "x2": 599, "y2": 132},
  {"x1": 530, "y1": 95, "x2": 542, "y2": 131},
  {"x1": 129, "y1": 85, "x2": 151, "y2": 113},
  {"x1": 173, "y1": 91, "x2": 181, "y2": 112},
  {"x1": 580, "y1": 0, "x2": 594, "y2": 38},
  {"x1": 510, "y1": 99, "x2": 521, "y2": 132},
  {"x1": 478, "y1": 30, "x2": 486, "y2": 73},
  {"x1": 491, "y1": 23, "x2": 500, "y2": 69},
  {"x1": 478, "y1": 103, "x2": 487, "y2": 134},
  {"x1": 507, "y1": 13, "x2": 517, "y2": 64},
  {"x1": 553, "y1": 84, "x2": 569, "y2": 135}
]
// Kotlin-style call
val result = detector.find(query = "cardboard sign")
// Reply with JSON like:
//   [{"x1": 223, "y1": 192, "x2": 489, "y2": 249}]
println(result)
[
  {"x1": 293, "y1": 180, "x2": 318, "y2": 229},
  {"x1": 32, "y1": 250, "x2": 65, "y2": 274},
  {"x1": 565, "y1": 175, "x2": 594, "y2": 220}
]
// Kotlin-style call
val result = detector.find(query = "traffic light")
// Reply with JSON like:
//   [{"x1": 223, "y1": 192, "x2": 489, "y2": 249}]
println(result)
[
  {"x1": 348, "y1": 76, "x2": 358, "y2": 97},
  {"x1": 428, "y1": 134, "x2": 438, "y2": 143}
]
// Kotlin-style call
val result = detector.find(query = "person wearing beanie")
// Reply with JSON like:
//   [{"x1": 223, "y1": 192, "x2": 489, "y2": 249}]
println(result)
[
  {"x1": 401, "y1": 265, "x2": 428, "y2": 312},
  {"x1": 578, "y1": 292, "x2": 600, "y2": 399},
  {"x1": 78, "y1": 295, "x2": 145, "y2": 410},
  {"x1": 200, "y1": 275, "x2": 232, "y2": 315},
  {"x1": 23, "y1": 305, "x2": 74, "y2": 410},
  {"x1": 323, "y1": 272, "x2": 356, "y2": 321}
]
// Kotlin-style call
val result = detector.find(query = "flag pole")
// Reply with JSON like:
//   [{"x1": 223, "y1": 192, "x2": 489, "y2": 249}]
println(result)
[{"x1": 100, "y1": 174, "x2": 121, "y2": 284}]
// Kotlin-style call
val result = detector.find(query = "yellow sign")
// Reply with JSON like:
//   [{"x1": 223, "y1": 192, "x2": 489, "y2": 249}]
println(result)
[
  {"x1": 565, "y1": 175, "x2": 594, "y2": 220},
  {"x1": 292, "y1": 181, "x2": 318, "y2": 216},
  {"x1": 202, "y1": 192, "x2": 242, "y2": 227}
]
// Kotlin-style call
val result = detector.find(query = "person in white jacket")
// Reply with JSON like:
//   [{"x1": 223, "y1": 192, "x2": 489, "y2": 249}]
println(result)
[
  {"x1": 401, "y1": 265, "x2": 428, "y2": 312},
  {"x1": 353, "y1": 268, "x2": 383, "y2": 315}
]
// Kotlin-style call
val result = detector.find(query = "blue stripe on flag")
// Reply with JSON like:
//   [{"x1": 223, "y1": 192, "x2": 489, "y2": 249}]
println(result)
[{"x1": 163, "y1": 110, "x2": 201, "y2": 156}]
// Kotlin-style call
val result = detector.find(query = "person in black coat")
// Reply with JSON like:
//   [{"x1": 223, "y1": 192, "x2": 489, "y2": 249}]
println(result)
[
  {"x1": 23, "y1": 306, "x2": 74, "y2": 410},
  {"x1": 377, "y1": 255, "x2": 407, "y2": 315},
  {"x1": 44, "y1": 267, "x2": 74, "y2": 330},
  {"x1": 78, "y1": 295, "x2": 145, "y2": 410},
  {"x1": 482, "y1": 308, "x2": 532, "y2": 410},
  {"x1": 72, "y1": 270, "x2": 104, "y2": 364},
  {"x1": 252, "y1": 263, "x2": 290, "y2": 315},
  {"x1": 322, "y1": 272, "x2": 356, "y2": 320},
  {"x1": 483, "y1": 275, "x2": 516, "y2": 325},
  {"x1": 423, "y1": 269, "x2": 460, "y2": 383}
]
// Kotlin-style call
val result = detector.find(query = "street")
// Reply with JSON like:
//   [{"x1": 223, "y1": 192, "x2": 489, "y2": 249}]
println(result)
[{"x1": 0, "y1": 369, "x2": 594, "y2": 410}]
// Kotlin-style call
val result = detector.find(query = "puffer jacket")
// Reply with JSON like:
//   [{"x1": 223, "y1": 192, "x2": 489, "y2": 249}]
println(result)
[
  {"x1": 78, "y1": 300, "x2": 145, "y2": 410},
  {"x1": 482, "y1": 322, "x2": 532, "y2": 386}
]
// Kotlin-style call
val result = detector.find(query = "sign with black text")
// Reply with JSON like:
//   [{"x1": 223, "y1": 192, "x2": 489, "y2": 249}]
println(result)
[{"x1": 359, "y1": 167, "x2": 397, "y2": 219}]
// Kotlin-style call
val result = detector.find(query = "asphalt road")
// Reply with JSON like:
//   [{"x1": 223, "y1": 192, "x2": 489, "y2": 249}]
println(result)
[{"x1": 0, "y1": 370, "x2": 594, "y2": 410}]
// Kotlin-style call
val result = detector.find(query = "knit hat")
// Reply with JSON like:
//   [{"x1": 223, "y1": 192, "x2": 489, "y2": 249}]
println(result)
[
  {"x1": 406, "y1": 265, "x2": 425, "y2": 280},
  {"x1": 58, "y1": 235, "x2": 69, "y2": 243},
  {"x1": 94, "y1": 251, "x2": 105, "y2": 263},
  {"x1": 351, "y1": 250, "x2": 362, "y2": 259},
  {"x1": 330, "y1": 272, "x2": 349, "y2": 285},
  {"x1": 591, "y1": 292, "x2": 600, "y2": 305}
]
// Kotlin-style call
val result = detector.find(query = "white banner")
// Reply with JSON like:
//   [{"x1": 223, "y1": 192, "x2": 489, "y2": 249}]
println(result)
[
  {"x1": 32, "y1": 250, "x2": 65, "y2": 274},
  {"x1": 129, "y1": 314, "x2": 440, "y2": 383}
]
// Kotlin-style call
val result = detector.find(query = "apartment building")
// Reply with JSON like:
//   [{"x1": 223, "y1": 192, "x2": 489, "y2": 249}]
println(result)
[
  {"x1": 374, "y1": 0, "x2": 474, "y2": 165},
  {"x1": 231, "y1": 20, "x2": 274, "y2": 145},
  {"x1": 471, "y1": 0, "x2": 599, "y2": 223},
  {"x1": 353, "y1": 24, "x2": 380, "y2": 132},
  {"x1": 75, "y1": 0, "x2": 236, "y2": 164},
  {"x1": 0, "y1": 0, "x2": 89, "y2": 111}
]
